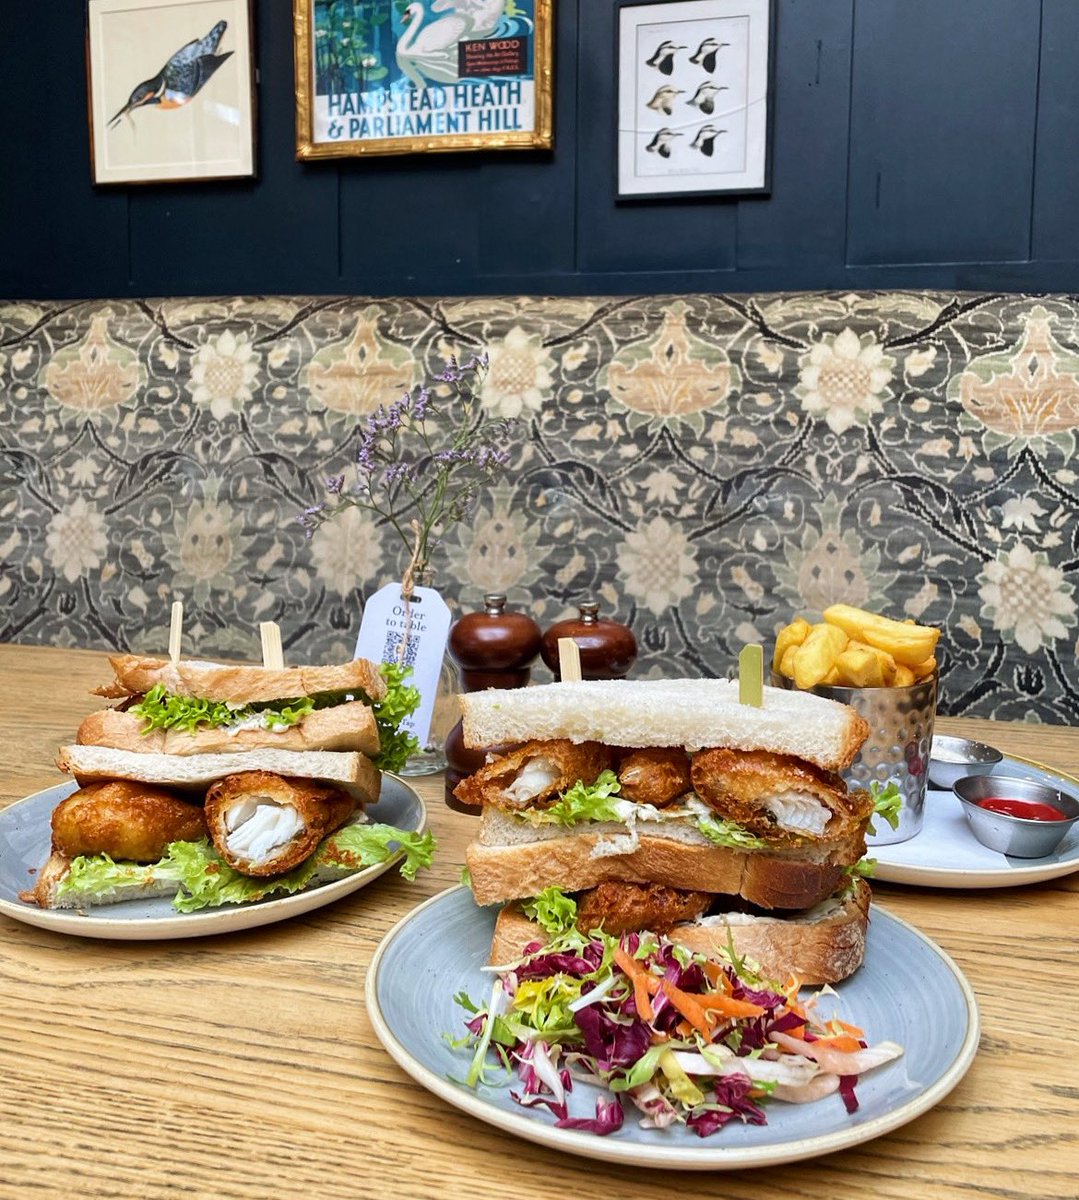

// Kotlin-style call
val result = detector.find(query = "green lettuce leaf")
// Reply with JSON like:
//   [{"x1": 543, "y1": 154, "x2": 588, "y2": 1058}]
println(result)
[
  {"x1": 695, "y1": 812, "x2": 767, "y2": 850},
  {"x1": 372, "y1": 662, "x2": 421, "y2": 772},
  {"x1": 55, "y1": 820, "x2": 436, "y2": 913},
  {"x1": 521, "y1": 887, "x2": 579, "y2": 937},
  {"x1": 524, "y1": 770, "x2": 624, "y2": 827},
  {"x1": 131, "y1": 684, "x2": 318, "y2": 735},
  {"x1": 868, "y1": 780, "x2": 902, "y2": 834}
]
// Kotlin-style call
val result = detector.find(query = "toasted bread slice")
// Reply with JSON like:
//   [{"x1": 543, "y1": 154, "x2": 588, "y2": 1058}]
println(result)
[
  {"x1": 76, "y1": 700, "x2": 380, "y2": 758},
  {"x1": 466, "y1": 805, "x2": 867, "y2": 911},
  {"x1": 94, "y1": 655, "x2": 387, "y2": 705},
  {"x1": 488, "y1": 880, "x2": 872, "y2": 984}
]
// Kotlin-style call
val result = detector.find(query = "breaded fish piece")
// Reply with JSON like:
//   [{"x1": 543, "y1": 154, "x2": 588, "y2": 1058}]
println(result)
[
  {"x1": 50, "y1": 780, "x2": 208, "y2": 862},
  {"x1": 453, "y1": 739, "x2": 613, "y2": 811},
  {"x1": 204, "y1": 771, "x2": 357, "y2": 877},
  {"x1": 616, "y1": 747, "x2": 692, "y2": 807},
  {"x1": 576, "y1": 881, "x2": 713, "y2": 935},
  {"x1": 691, "y1": 748, "x2": 869, "y2": 839}
]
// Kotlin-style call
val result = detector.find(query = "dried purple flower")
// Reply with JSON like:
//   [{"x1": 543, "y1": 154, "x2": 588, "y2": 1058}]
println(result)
[{"x1": 299, "y1": 352, "x2": 520, "y2": 574}]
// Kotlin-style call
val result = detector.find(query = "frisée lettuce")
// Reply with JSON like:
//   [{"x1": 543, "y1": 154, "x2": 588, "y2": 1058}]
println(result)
[
  {"x1": 514, "y1": 771, "x2": 764, "y2": 849},
  {"x1": 55, "y1": 820, "x2": 436, "y2": 912}
]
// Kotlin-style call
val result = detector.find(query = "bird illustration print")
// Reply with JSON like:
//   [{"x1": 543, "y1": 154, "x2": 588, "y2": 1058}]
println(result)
[
  {"x1": 646, "y1": 85, "x2": 683, "y2": 116},
  {"x1": 687, "y1": 81, "x2": 728, "y2": 115},
  {"x1": 108, "y1": 20, "x2": 233, "y2": 128},
  {"x1": 645, "y1": 128, "x2": 682, "y2": 159},
  {"x1": 688, "y1": 37, "x2": 729, "y2": 73},
  {"x1": 645, "y1": 41, "x2": 685, "y2": 76},
  {"x1": 690, "y1": 125, "x2": 726, "y2": 157}
]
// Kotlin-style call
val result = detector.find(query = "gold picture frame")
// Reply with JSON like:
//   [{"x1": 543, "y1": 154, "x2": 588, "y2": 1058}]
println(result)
[
  {"x1": 294, "y1": 0, "x2": 554, "y2": 159},
  {"x1": 86, "y1": 0, "x2": 256, "y2": 185}
]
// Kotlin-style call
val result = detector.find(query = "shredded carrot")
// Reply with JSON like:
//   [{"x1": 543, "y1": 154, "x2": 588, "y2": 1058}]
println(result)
[
  {"x1": 831, "y1": 1018, "x2": 865, "y2": 1038},
  {"x1": 701, "y1": 960, "x2": 733, "y2": 993},
  {"x1": 613, "y1": 945, "x2": 656, "y2": 1021},
  {"x1": 694, "y1": 993, "x2": 767, "y2": 1020},
  {"x1": 811, "y1": 1034, "x2": 863, "y2": 1054},
  {"x1": 659, "y1": 980, "x2": 715, "y2": 1041}
]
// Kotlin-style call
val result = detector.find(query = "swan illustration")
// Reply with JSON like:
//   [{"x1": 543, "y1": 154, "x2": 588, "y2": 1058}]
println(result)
[{"x1": 396, "y1": 1, "x2": 505, "y2": 90}]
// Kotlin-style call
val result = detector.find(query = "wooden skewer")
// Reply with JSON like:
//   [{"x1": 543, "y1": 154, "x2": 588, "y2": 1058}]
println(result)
[
  {"x1": 168, "y1": 601, "x2": 184, "y2": 664},
  {"x1": 558, "y1": 637, "x2": 583, "y2": 683},
  {"x1": 260, "y1": 622, "x2": 285, "y2": 670}
]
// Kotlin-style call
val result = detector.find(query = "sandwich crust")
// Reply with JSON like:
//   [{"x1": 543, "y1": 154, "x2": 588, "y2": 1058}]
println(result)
[{"x1": 93, "y1": 655, "x2": 387, "y2": 705}]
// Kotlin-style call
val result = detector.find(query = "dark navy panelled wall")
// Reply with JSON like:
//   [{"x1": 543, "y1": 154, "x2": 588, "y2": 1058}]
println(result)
[{"x1": 3, "y1": 0, "x2": 1079, "y2": 298}]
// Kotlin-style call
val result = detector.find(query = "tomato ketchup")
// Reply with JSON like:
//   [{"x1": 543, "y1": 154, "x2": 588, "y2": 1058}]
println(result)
[{"x1": 978, "y1": 796, "x2": 1067, "y2": 821}]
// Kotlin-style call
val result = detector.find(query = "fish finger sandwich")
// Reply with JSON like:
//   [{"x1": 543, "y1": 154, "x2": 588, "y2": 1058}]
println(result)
[
  {"x1": 21, "y1": 653, "x2": 435, "y2": 912},
  {"x1": 455, "y1": 678, "x2": 889, "y2": 983}
]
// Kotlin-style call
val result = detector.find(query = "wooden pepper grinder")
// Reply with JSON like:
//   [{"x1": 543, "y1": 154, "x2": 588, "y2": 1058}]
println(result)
[
  {"x1": 540, "y1": 601, "x2": 638, "y2": 680},
  {"x1": 444, "y1": 593, "x2": 542, "y2": 811}
]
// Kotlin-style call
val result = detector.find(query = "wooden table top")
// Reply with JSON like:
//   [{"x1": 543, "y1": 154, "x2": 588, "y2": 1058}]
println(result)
[{"x1": 1, "y1": 642, "x2": 1076, "y2": 1200}]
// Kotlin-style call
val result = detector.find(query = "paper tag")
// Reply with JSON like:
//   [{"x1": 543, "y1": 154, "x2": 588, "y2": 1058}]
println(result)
[{"x1": 354, "y1": 583, "x2": 452, "y2": 746}]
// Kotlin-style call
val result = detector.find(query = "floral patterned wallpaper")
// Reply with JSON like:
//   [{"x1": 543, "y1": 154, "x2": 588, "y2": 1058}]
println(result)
[{"x1": 1, "y1": 292, "x2": 1077, "y2": 723}]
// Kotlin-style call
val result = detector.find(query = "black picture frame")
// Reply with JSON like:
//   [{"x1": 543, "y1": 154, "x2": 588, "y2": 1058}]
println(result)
[{"x1": 615, "y1": 0, "x2": 774, "y2": 201}]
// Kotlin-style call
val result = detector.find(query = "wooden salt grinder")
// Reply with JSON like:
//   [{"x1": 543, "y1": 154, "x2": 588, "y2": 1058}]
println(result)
[{"x1": 540, "y1": 601, "x2": 638, "y2": 681}]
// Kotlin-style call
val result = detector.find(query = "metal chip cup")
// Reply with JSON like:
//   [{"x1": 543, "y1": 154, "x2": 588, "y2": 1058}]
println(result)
[{"x1": 771, "y1": 671, "x2": 938, "y2": 846}]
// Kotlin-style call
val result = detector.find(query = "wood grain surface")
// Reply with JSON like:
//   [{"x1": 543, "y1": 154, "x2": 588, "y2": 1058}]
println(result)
[{"x1": 1, "y1": 644, "x2": 1076, "y2": 1200}]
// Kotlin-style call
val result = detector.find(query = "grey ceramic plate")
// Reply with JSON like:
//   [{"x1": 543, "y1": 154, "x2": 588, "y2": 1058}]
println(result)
[
  {"x1": 0, "y1": 775, "x2": 425, "y2": 940},
  {"x1": 873, "y1": 754, "x2": 1079, "y2": 888},
  {"x1": 367, "y1": 887, "x2": 979, "y2": 1170}
]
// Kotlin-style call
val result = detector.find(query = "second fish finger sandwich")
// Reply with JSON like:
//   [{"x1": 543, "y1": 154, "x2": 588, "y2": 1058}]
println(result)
[{"x1": 455, "y1": 678, "x2": 888, "y2": 984}]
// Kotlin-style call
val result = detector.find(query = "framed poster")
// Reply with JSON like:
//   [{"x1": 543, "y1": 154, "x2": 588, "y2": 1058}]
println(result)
[
  {"x1": 294, "y1": 0, "x2": 554, "y2": 159},
  {"x1": 616, "y1": 0, "x2": 773, "y2": 199},
  {"x1": 86, "y1": 0, "x2": 256, "y2": 185}
]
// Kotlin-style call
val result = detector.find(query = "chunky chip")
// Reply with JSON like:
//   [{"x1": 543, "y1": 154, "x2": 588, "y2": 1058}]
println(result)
[{"x1": 773, "y1": 606, "x2": 940, "y2": 690}]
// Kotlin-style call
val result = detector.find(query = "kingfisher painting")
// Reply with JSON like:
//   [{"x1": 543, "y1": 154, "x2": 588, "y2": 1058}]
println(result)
[{"x1": 108, "y1": 19, "x2": 233, "y2": 127}]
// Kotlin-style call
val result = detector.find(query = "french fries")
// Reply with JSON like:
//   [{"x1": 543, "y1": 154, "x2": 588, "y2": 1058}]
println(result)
[{"x1": 773, "y1": 605, "x2": 939, "y2": 690}]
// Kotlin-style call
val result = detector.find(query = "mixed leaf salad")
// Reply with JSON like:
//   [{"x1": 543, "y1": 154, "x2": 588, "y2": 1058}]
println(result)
[{"x1": 452, "y1": 889, "x2": 902, "y2": 1138}]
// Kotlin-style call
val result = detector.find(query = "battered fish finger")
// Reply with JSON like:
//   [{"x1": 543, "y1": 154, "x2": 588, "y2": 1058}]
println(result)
[
  {"x1": 616, "y1": 747, "x2": 692, "y2": 807},
  {"x1": 691, "y1": 748, "x2": 870, "y2": 839},
  {"x1": 204, "y1": 771, "x2": 357, "y2": 877},
  {"x1": 50, "y1": 780, "x2": 208, "y2": 862},
  {"x1": 453, "y1": 740, "x2": 613, "y2": 811}
]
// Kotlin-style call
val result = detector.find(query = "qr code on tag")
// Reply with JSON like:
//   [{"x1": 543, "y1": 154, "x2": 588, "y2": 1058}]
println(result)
[{"x1": 383, "y1": 630, "x2": 419, "y2": 669}]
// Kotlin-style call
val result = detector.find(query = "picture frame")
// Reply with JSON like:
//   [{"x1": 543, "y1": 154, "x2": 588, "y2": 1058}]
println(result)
[
  {"x1": 616, "y1": 0, "x2": 773, "y2": 200},
  {"x1": 86, "y1": 0, "x2": 256, "y2": 185},
  {"x1": 293, "y1": 0, "x2": 554, "y2": 159}
]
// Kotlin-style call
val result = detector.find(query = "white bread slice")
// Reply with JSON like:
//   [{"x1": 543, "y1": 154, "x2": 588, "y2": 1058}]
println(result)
[
  {"x1": 76, "y1": 701, "x2": 380, "y2": 757},
  {"x1": 459, "y1": 679, "x2": 868, "y2": 773},
  {"x1": 55, "y1": 745, "x2": 381, "y2": 805},
  {"x1": 94, "y1": 655, "x2": 387, "y2": 705},
  {"x1": 488, "y1": 879, "x2": 871, "y2": 985},
  {"x1": 467, "y1": 806, "x2": 866, "y2": 911},
  {"x1": 19, "y1": 851, "x2": 180, "y2": 909}
]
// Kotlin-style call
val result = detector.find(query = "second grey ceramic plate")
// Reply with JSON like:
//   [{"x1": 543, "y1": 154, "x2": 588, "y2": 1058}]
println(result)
[
  {"x1": 873, "y1": 754, "x2": 1079, "y2": 887},
  {"x1": 367, "y1": 887, "x2": 979, "y2": 1171},
  {"x1": 0, "y1": 775, "x2": 425, "y2": 940}
]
